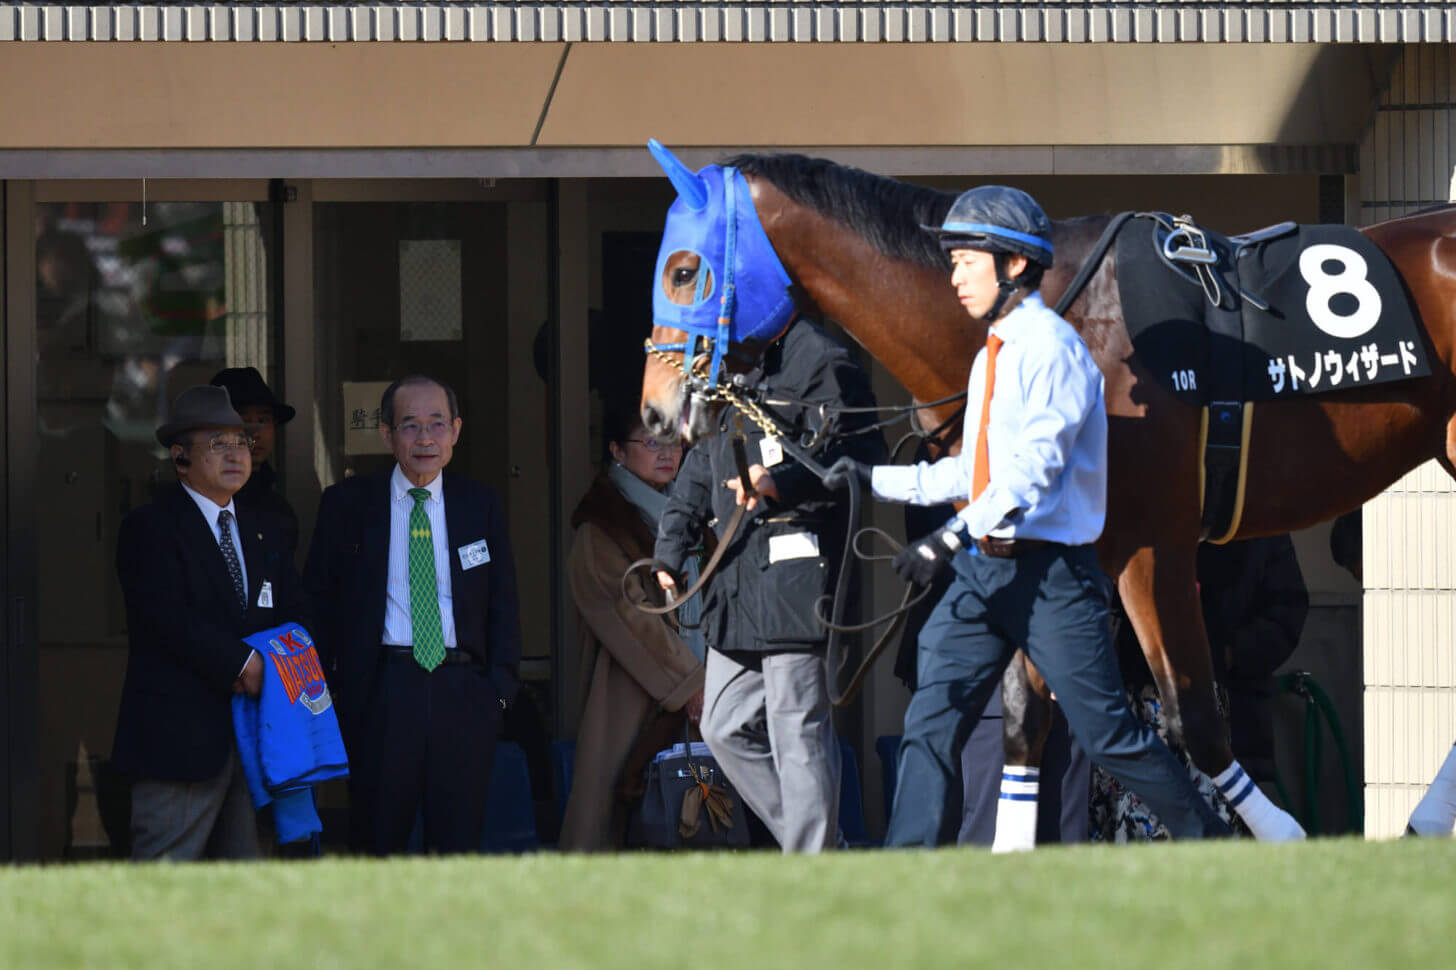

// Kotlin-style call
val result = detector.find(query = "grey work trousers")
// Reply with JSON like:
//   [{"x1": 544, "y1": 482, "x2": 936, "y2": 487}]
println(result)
[
  {"x1": 700, "y1": 647, "x2": 841, "y2": 854},
  {"x1": 130, "y1": 746, "x2": 261, "y2": 861}
]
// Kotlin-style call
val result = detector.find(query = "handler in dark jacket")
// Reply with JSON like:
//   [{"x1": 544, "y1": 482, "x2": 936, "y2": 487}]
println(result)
[{"x1": 654, "y1": 320, "x2": 886, "y2": 853}]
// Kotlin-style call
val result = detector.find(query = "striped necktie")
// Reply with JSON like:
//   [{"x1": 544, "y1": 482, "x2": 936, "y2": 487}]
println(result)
[
  {"x1": 408, "y1": 487, "x2": 446, "y2": 672},
  {"x1": 972, "y1": 333, "x2": 1004, "y2": 503}
]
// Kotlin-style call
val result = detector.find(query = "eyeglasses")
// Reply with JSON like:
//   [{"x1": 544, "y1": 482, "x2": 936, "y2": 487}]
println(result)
[
  {"x1": 392, "y1": 420, "x2": 451, "y2": 439},
  {"x1": 202, "y1": 435, "x2": 255, "y2": 456},
  {"x1": 625, "y1": 437, "x2": 684, "y2": 453}
]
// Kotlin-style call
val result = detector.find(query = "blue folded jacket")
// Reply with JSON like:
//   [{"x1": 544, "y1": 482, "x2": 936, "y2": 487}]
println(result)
[{"x1": 232, "y1": 622, "x2": 349, "y2": 844}]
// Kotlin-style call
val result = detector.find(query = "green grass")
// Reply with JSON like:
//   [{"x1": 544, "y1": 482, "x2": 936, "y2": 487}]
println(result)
[{"x1": 2, "y1": 838, "x2": 1451, "y2": 970}]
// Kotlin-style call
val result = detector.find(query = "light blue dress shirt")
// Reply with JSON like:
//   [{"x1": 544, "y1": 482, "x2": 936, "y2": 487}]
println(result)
[{"x1": 870, "y1": 291, "x2": 1108, "y2": 546}]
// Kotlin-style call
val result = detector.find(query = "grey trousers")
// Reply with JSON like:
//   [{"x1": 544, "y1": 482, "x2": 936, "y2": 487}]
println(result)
[
  {"x1": 700, "y1": 648, "x2": 840, "y2": 854},
  {"x1": 131, "y1": 747, "x2": 261, "y2": 861}
]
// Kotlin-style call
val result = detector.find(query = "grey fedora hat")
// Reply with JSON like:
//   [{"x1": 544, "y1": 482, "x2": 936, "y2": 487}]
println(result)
[{"x1": 155, "y1": 385, "x2": 259, "y2": 447}]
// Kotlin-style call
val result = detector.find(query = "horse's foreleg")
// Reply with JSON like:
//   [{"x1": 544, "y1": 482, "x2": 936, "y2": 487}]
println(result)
[
  {"x1": 1118, "y1": 544, "x2": 1306, "y2": 841},
  {"x1": 992, "y1": 652, "x2": 1054, "y2": 853}
]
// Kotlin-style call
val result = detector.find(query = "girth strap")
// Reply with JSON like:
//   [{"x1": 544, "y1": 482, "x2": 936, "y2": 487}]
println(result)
[{"x1": 1201, "y1": 401, "x2": 1253, "y2": 544}]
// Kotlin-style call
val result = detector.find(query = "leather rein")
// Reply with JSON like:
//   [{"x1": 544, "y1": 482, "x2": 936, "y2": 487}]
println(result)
[
  {"x1": 622, "y1": 365, "x2": 967, "y2": 707},
  {"x1": 624, "y1": 205, "x2": 1126, "y2": 707}
]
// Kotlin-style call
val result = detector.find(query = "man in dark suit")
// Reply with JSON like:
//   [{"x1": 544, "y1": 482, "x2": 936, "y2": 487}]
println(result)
[
  {"x1": 112, "y1": 384, "x2": 310, "y2": 860},
  {"x1": 305, "y1": 375, "x2": 522, "y2": 855}
]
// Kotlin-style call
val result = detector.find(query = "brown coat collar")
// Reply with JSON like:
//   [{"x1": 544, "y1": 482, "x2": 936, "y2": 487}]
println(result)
[{"x1": 571, "y1": 475, "x2": 657, "y2": 565}]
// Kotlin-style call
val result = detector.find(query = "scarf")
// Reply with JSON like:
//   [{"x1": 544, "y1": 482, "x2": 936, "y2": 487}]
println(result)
[{"x1": 607, "y1": 460, "x2": 705, "y2": 661}]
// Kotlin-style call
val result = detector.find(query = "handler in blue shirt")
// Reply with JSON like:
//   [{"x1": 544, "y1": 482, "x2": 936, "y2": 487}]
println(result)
[{"x1": 825, "y1": 186, "x2": 1228, "y2": 846}]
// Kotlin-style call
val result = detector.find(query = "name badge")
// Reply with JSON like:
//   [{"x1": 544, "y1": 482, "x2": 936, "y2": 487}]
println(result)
[
  {"x1": 257, "y1": 581, "x2": 274, "y2": 609},
  {"x1": 458, "y1": 539, "x2": 491, "y2": 570},
  {"x1": 768, "y1": 532, "x2": 820, "y2": 563},
  {"x1": 759, "y1": 436, "x2": 784, "y2": 468}
]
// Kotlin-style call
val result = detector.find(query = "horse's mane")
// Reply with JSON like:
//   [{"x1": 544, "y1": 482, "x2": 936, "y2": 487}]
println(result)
[{"x1": 722, "y1": 153, "x2": 955, "y2": 272}]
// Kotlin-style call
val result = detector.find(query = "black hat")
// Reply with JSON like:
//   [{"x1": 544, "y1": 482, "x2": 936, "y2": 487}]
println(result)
[
  {"x1": 156, "y1": 385, "x2": 260, "y2": 448},
  {"x1": 209, "y1": 366, "x2": 296, "y2": 425}
]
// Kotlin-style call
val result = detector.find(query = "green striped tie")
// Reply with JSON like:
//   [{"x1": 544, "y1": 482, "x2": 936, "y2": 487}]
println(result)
[{"x1": 408, "y1": 487, "x2": 445, "y2": 672}]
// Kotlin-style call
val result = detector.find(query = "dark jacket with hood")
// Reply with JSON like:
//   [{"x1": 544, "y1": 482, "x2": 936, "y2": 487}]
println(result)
[{"x1": 654, "y1": 320, "x2": 887, "y2": 656}]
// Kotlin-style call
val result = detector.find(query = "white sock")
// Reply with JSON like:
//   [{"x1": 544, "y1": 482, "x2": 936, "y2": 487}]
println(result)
[
  {"x1": 1408, "y1": 745, "x2": 1456, "y2": 837},
  {"x1": 991, "y1": 766, "x2": 1039, "y2": 854},
  {"x1": 1212, "y1": 760, "x2": 1306, "y2": 841}
]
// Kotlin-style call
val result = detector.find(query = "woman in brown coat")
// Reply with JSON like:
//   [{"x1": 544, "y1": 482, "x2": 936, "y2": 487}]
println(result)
[{"x1": 558, "y1": 407, "x2": 706, "y2": 851}]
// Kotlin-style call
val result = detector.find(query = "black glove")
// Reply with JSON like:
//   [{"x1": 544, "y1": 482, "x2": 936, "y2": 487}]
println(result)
[
  {"x1": 822, "y1": 455, "x2": 874, "y2": 492},
  {"x1": 892, "y1": 521, "x2": 970, "y2": 586}
]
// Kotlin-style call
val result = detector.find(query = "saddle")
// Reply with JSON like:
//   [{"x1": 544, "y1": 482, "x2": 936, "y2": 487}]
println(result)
[{"x1": 1112, "y1": 213, "x2": 1430, "y2": 542}]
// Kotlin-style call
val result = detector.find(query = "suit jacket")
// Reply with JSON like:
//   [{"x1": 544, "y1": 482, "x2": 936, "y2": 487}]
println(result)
[
  {"x1": 112, "y1": 484, "x2": 310, "y2": 783},
  {"x1": 304, "y1": 468, "x2": 522, "y2": 734}
]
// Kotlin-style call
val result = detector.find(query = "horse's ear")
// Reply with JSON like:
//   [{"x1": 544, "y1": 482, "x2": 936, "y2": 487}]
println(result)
[{"x1": 648, "y1": 139, "x2": 709, "y2": 213}]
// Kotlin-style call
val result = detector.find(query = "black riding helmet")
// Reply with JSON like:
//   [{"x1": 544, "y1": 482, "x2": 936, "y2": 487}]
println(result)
[{"x1": 922, "y1": 185, "x2": 1054, "y2": 321}]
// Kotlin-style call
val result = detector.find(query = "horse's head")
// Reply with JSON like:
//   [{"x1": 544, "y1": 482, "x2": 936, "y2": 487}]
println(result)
[{"x1": 639, "y1": 140, "x2": 797, "y2": 443}]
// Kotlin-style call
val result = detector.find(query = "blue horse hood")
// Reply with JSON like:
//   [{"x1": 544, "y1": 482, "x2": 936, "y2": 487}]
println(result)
[{"x1": 650, "y1": 160, "x2": 797, "y2": 345}]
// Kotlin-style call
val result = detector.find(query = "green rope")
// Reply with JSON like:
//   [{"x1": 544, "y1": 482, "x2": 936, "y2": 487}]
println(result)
[{"x1": 1273, "y1": 670, "x2": 1363, "y2": 835}]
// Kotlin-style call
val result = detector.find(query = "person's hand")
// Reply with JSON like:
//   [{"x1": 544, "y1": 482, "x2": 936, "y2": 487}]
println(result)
[
  {"x1": 892, "y1": 525, "x2": 967, "y2": 586},
  {"x1": 822, "y1": 456, "x2": 873, "y2": 492},
  {"x1": 723, "y1": 464, "x2": 778, "y2": 511},
  {"x1": 684, "y1": 689, "x2": 705, "y2": 724},
  {"x1": 235, "y1": 652, "x2": 264, "y2": 697},
  {"x1": 656, "y1": 570, "x2": 678, "y2": 595}
]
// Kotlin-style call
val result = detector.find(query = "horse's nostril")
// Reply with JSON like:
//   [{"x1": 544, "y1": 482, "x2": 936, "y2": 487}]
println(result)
[{"x1": 642, "y1": 404, "x2": 666, "y2": 435}]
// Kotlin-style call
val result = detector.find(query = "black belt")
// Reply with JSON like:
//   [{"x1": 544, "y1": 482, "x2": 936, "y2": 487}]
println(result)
[
  {"x1": 974, "y1": 537, "x2": 1058, "y2": 559},
  {"x1": 384, "y1": 645, "x2": 479, "y2": 666}
]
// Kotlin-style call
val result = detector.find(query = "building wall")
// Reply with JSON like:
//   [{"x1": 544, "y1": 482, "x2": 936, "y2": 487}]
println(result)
[{"x1": 1358, "y1": 44, "x2": 1456, "y2": 839}]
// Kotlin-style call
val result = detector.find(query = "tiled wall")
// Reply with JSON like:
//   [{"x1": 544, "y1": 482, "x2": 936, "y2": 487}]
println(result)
[{"x1": 1360, "y1": 44, "x2": 1456, "y2": 836}]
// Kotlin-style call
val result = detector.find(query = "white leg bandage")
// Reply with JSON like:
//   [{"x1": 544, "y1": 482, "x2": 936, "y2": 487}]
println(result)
[
  {"x1": 1212, "y1": 760, "x2": 1306, "y2": 841},
  {"x1": 991, "y1": 765, "x2": 1040, "y2": 854}
]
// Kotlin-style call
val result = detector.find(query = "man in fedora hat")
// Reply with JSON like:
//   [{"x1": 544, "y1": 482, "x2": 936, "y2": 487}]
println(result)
[
  {"x1": 111, "y1": 384, "x2": 311, "y2": 860},
  {"x1": 211, "y1": 366, "x2": 300, "y2": 558}
]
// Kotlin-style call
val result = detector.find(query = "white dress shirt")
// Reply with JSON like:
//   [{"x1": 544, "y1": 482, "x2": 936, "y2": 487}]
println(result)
[
  {"x1": 182, "y1": 483, "x2": 255, "y2": 675},
  {"x1": 182, "y1": 483, "x2": 249, "y2": 596},
  {"x1": 382, "y1": 464, "x2": 458, "y2": 649},
  {"x1": 871, "y1": 291, "x2": 1108, "y2": 546}
]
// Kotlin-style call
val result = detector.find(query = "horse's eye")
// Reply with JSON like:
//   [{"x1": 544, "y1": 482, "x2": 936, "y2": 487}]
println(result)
[{"x1": 672, "y1": 267, "x2": 697, "y2": 287}]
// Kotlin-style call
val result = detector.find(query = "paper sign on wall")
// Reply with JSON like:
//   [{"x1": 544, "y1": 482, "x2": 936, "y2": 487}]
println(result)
[{"x1": 343, "y1": 381, "x2": 393, "y2": 456}]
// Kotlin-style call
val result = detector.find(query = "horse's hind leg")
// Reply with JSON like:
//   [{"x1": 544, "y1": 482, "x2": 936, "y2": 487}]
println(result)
[
  {"x1": 992, "y1": 653, "x2": 1055, "y2": 853},
  {"x1": 1118, "y1": 543, "x2": 1306, "y2": 840}
]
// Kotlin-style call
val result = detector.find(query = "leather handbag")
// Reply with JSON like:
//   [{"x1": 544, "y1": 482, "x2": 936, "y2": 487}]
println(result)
[{"x1": 627, "y1": 734, "x2": 749, "y2": 850}]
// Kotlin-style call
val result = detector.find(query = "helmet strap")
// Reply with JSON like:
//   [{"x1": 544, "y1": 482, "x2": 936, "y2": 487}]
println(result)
[{"x1": 983, "y1": 252, "x2": 1021, "y2": 322}]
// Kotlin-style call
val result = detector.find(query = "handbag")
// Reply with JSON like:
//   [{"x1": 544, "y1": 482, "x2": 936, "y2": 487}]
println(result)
[{"x1": 627, "y1": 730, "x2": 749, "y2": 850}]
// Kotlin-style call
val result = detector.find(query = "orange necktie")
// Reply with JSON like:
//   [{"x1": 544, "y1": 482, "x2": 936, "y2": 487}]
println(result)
[{"x1": 971, "y1": 334, "x2": 1004, "y2": 501}]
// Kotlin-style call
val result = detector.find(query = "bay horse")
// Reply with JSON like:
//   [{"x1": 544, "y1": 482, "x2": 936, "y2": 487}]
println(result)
[{"x1": 639, "y1": 150, "x2": 1456, "y2": 839}]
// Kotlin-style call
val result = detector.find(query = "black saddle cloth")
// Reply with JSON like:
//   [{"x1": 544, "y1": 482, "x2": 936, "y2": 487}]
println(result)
[{"x1": 1115, "y1": 215, "x2": 1430, "y2": 406}]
